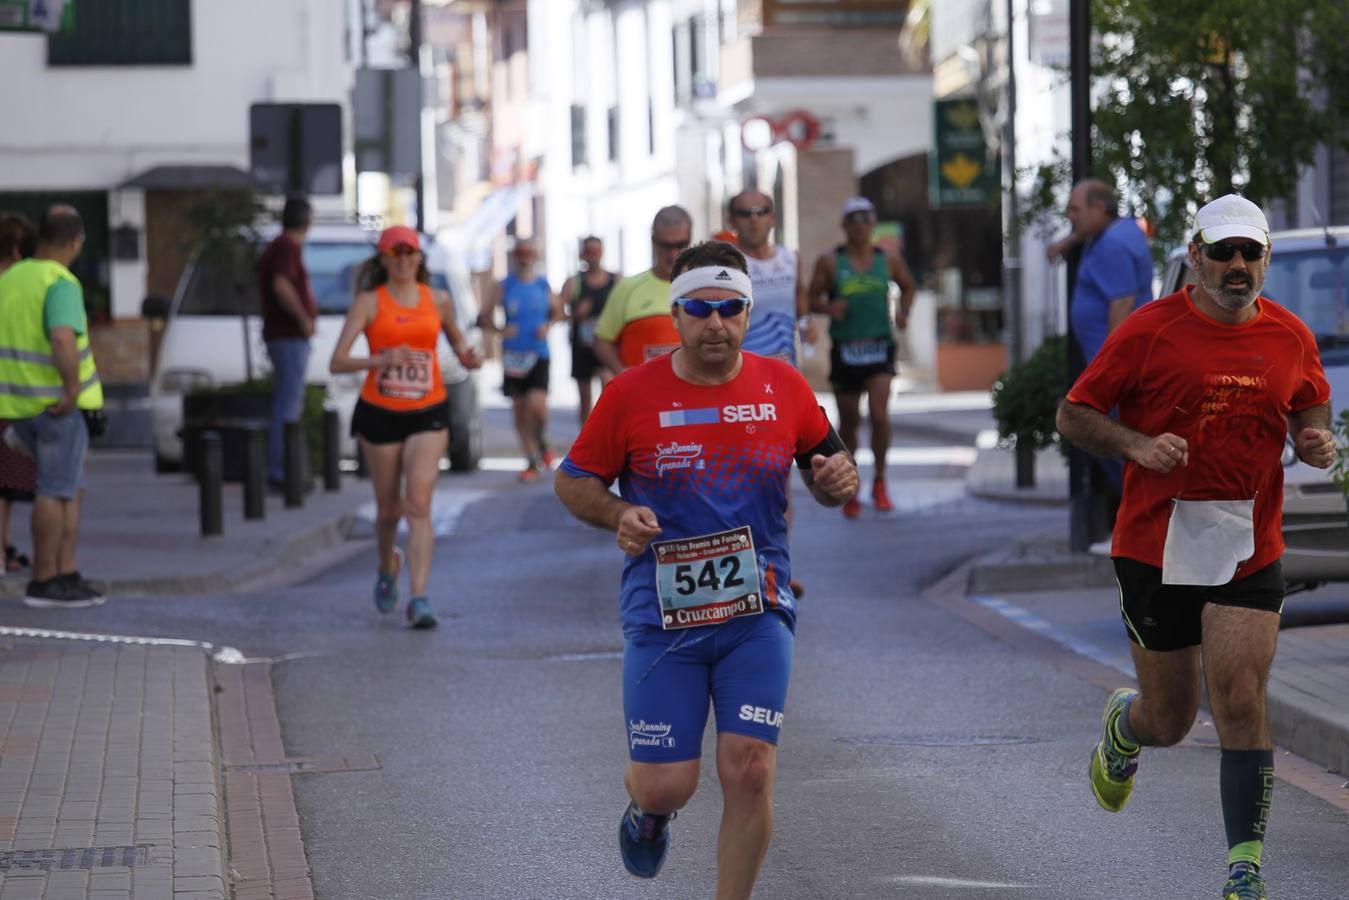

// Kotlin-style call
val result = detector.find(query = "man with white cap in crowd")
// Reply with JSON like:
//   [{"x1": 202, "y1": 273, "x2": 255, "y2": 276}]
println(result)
[
  {"x1": 807, "y1": 196, "x2": 916, "y2": 518},
  {"x1": 1056, "y1": 194, "x2": 1335, "y2": 900}
]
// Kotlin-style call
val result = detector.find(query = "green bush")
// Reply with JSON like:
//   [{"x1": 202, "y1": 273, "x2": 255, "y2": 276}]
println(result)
[
  {"x1": 1331, "y1": 408, "x2": 1349, "y2": 497},
  {"x1": 991, "y1": 334, "x2": 1067, "y2": 452}
]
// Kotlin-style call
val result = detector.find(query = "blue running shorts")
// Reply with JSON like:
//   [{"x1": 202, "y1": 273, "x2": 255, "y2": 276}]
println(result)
[{"x1": 622, "y1": 611, "x2": 794, "y2": 763}]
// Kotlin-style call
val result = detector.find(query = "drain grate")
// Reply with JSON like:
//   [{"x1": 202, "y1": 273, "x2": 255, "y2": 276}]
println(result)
[
  {"x1": 0, "y1": 845, "x2": 151, "y2": 871},
  {"x1": 834, "y1": 734, "x2": 1040, "y2": 748}
]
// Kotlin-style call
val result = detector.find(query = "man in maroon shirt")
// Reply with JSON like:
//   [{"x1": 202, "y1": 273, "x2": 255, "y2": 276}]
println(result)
[{"x1": 257, "y1": 196, "x2": 317, "y2": 487}]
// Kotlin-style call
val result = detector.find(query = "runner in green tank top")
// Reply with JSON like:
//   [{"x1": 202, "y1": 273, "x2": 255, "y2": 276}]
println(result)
[{"x1": 808, "y1": 196, "x2": 917, "y2": 519}]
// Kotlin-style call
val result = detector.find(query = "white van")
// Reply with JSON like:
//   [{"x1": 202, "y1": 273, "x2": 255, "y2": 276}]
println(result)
[{"x1": 148, "y1": 222, "x2": 482, "y2": 473}]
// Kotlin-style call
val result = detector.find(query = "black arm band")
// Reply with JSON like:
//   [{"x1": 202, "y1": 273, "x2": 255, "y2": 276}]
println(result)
[{"x1": 795, "y1": 413, "x2": 850, "y2": 470}]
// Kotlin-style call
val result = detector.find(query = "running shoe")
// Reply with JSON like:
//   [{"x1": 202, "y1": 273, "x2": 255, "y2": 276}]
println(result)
[
  {"x1": 1222, "y1": 863, "x2": 1266, "y2": 900},
  {"x1": 373, "y1": 548, "x2": 402, "y2": 614},
  {"x1": 23, "y1": 577, "x2": 105, "y2": 609},
  {"x1": 540, "y1": 447, "x2": 557, "y2": 468},
  {"x1": 872, "y1": 480, "x2": 893, "y2": 512},
  {"x1": 519, "y1": 466, "x2": 541, "y2": 483},
  {"x1": 57, "y1": 571, "x2": 106, "y2": 604},
  {"x1": 1089, "y1": 687, "x2": 1140, "y2": 812},
  {"x1": 618, "y1": 801, "x2": 674, "y2": 879},
  {"x1": 406, "y1": 596, "x2": 438, "y2": 629},
  {"x1": 842, "y1": 495, "x2": 862, "y2": 519}
]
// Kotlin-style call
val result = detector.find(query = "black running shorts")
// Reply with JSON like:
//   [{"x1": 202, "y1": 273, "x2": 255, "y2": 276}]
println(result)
[
  {"x1": 351, "y1": 399, "x2": 448, "y2": 445},
  {"x1": 1113, "y1": 557, "x2": 1285, "y2": 651},
  {"x1": 828, "y1": 342, "x2": 896, "y2": 394},
  {"x1": 503, "y1": 358, "x2": 550, "y2": 398}
]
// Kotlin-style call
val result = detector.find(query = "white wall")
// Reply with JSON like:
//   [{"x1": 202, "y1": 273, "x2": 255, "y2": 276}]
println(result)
[
  {"x1": 532, "y1": 0, "x2": 680, "y2": 290},
  {"x1": 748, "y1": 74, "x2": 934, "y2": 177},
  {"x1": 0, "y1": 0, "x2": 353, "y2": 190}
]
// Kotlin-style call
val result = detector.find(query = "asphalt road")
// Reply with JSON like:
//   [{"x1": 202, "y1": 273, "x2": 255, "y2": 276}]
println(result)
[{"x1": 10, "y1": 413, "x2": 1349, "y2": 899}]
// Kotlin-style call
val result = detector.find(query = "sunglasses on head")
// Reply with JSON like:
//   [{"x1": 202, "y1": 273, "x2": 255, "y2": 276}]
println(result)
[
  {"x1": 674, "y1": 296, "x2": 751, "y2": 318},
  {"x1": 731, "y1": 206, "x2": 772, "y2": 218},
  {"x1": 654, "y1": 238, "x2": 691, "y2": 252},
  {"x1": 844, "y1": 212, "x2": 875, "y2": 225},
  {"x1": 1199, "y1": 240, "x2": 1266, "y2": 263},
  {"x1": 383, "y1": 244, "x2": 420, "y2": 258}
]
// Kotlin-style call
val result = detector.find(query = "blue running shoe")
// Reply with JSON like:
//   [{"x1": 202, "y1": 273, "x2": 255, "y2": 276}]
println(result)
[
  {"x1": 406, "y1": 596, "x2": 438, "y2": 630},
  {"x1": 618, "y1": 801, "x2": 674, "y2": 879},
  {"x1": 1223, "y1": 863, "x2": 1266, "y2": 899},
  {"x1": 373, "y1": 548, "x2": 402, "y2": 614}
]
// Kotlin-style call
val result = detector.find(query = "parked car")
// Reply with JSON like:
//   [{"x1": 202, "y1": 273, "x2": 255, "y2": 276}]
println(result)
[
  {"x1": 1160, "y1": 227, "x2": 1349, "y2": 585},
  {"x1": 149, "y1": 222, "x2": 483, "y2": 474}
]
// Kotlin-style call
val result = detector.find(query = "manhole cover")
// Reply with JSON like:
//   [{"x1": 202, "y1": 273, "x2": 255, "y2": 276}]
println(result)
[
  {"x1": 0, "y1": 845, "x2": 151, "y2": 871},
  {"x1": 834, "y1": 734, "x2": 1039, "y2": 748}
]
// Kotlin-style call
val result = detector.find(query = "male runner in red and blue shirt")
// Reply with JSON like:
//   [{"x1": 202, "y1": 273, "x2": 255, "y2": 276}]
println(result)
[{"x1": 555, "y1": 240, "x2": 857, "y2": 899}]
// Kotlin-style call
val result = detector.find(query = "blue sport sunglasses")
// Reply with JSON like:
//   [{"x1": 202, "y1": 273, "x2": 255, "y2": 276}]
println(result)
[{"x1": 674, "y1": 296, "x2": 752, "y2": 318}]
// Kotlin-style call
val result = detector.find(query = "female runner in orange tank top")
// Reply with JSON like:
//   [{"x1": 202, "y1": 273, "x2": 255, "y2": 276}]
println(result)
[{"x1": 329, "y1": 226, "x2": 482, "y2": 629}]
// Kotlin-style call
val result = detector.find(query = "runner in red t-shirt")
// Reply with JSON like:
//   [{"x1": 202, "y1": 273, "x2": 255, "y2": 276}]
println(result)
[{"x1": 1057, "y1": 195, "x2": 1335, "y2": 899}]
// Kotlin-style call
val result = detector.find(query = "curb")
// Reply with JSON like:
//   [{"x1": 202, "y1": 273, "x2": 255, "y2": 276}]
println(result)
[
  {"x1": 0, "y1": 512, "x2": 358, "y2": 601},
  {"x1": 964, "y1": 550, "x2": 1349, "y2": 781}
]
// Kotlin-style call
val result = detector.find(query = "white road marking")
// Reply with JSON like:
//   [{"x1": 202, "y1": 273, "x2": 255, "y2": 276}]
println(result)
[
  {"x1": 0, "y1": 625, "x2": 246, "y2": 665},
  {"x1": 853, "y1": 446, "x2": 977, "y2": 467},
  {"x1": 971, "y1": 595, "x2": 1134, "y2": 675},
  {"x1": 881, "y1": 875, "x2": 1031, "y2": 889},
  {"x1": 354, "y1": 488, "x2": 490, "y2": 537}
]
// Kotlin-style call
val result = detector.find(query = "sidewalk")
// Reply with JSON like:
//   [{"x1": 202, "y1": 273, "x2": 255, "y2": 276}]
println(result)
[
  {"x1": 958, "y1": 434, "x2": 1349, "y2": 781},
  {"x1": 0, "y1": 392, "x2": 1343, "y2": 898}
]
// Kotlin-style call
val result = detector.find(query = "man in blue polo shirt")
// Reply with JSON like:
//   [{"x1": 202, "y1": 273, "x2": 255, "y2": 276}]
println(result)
[
  {"x1": 1050, "y1": 179, "x2": 1154, "y2": 362},
  {"x1": 1047, "y1": 179, "x2": 1153, "y2": 505}
]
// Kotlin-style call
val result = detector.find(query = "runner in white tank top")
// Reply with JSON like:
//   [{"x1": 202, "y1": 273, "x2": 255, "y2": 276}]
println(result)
[{"x1": 726, "y1": 189, "x2": 815, "y2": 366}]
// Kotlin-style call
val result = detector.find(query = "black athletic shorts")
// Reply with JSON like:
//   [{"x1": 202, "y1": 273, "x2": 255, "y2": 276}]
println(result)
[
  {"x1": 1113, "y1": 557, "x2": 1285, "y2": 652},
  {"x1": 351, "y1": 399, "x2": 448, "y2": 445},
  {"x1": 572, "y1": 342, "x2": 603, "y2": 382},
  {"x1": 503, "y1": 358, "x2": 550, "y2": 398},
  {"x1": 828, "y1": 341, "x2": 896, "y2": 394}
]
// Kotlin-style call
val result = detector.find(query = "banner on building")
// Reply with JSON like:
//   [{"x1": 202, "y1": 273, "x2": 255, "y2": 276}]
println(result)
[
  {"x1": 929, "y1": 98, "x2": 1000, "y2": 209},
  {"x1": 0, "y1": 0, "x2": 71, "y2": 33}
]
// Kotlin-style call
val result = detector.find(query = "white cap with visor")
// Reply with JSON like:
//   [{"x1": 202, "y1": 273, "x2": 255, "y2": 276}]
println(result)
[{"x1": 1194, "y1": 194, "x2": 1270, "y2": 246}]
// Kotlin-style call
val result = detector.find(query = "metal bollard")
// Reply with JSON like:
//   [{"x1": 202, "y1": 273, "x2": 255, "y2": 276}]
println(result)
[
  {"x1": 283, "y1": 421, "x2": 306, "y2": 508},
  {"x1": 322, "y1": 408, "x2": 341, "y2": 492},
  {"x1": 199, "y1": 431, "x2": 223, "y2": 536},
  {"x1": 242, "y1": 425, "x2": 266, "y2": 520}
]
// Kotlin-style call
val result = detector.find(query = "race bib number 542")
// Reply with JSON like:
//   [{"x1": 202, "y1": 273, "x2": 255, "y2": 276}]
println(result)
[{"x1": 652, "y1": 526, "x2": 763, "y2": 630}]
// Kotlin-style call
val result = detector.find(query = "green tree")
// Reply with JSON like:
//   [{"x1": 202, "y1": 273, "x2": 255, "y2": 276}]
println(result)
[{"x1": 1024, "y1": 1, "x2": 1349, "y2": 254}]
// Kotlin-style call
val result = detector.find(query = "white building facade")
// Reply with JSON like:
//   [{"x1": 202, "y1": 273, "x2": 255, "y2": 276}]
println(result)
[{"x1": 0, "y1": 0, "x2": 358, "y2": 321}]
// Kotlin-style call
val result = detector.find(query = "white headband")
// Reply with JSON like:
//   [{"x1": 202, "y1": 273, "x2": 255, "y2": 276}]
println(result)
[{"x1": 669, "y1": 266, "x2": 753, "y2": 302}]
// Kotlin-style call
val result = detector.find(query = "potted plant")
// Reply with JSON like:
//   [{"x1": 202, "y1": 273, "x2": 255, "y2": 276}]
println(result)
[
  {"x1": 1331, "y1": 408, "x2": 1349, "y2": 527},
  {"x1": 177, "y1": 188, "x2": 277, "y2": 481},
  {"x1": 990, "y1": 334, "x2": 1067, "y2": 487}
]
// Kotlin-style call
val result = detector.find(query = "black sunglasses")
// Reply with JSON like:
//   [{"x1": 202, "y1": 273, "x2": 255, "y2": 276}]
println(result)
[
  {"x1": 674, "y1": 296, "x2": 751, "y2": 318},
  {"x1": 731, "y1": 206, "x2": 772, "y2": 218},
  {"x1": 844, "y1": 212, "x2": 875, "y2": 225},
  {"x1": 1199, "y1": 241, "x2": 1266, "y2": 263},
  {"x1": 654, "y1": 238, "x2": 691, "y2": 252}
]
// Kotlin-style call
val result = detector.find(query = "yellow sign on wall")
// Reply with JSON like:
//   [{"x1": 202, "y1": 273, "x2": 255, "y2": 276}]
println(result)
[{"x1": 929, "y1": 98, "x2": 1000, "y2": 208}]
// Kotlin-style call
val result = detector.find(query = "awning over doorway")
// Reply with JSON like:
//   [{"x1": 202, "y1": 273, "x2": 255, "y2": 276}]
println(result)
[{"x1": 449, "y1": 181, "x2": 535, "y2": 272}]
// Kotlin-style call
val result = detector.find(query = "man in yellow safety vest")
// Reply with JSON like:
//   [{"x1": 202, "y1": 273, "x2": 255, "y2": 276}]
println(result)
[{"x1": 0, "y1": 204, "x2": 106, "y2": 609}]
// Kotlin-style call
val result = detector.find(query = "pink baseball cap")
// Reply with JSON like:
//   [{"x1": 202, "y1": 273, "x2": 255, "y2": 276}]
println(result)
[{"x1": 377, "y1": 225, "x2": 420, "y2": 254}]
